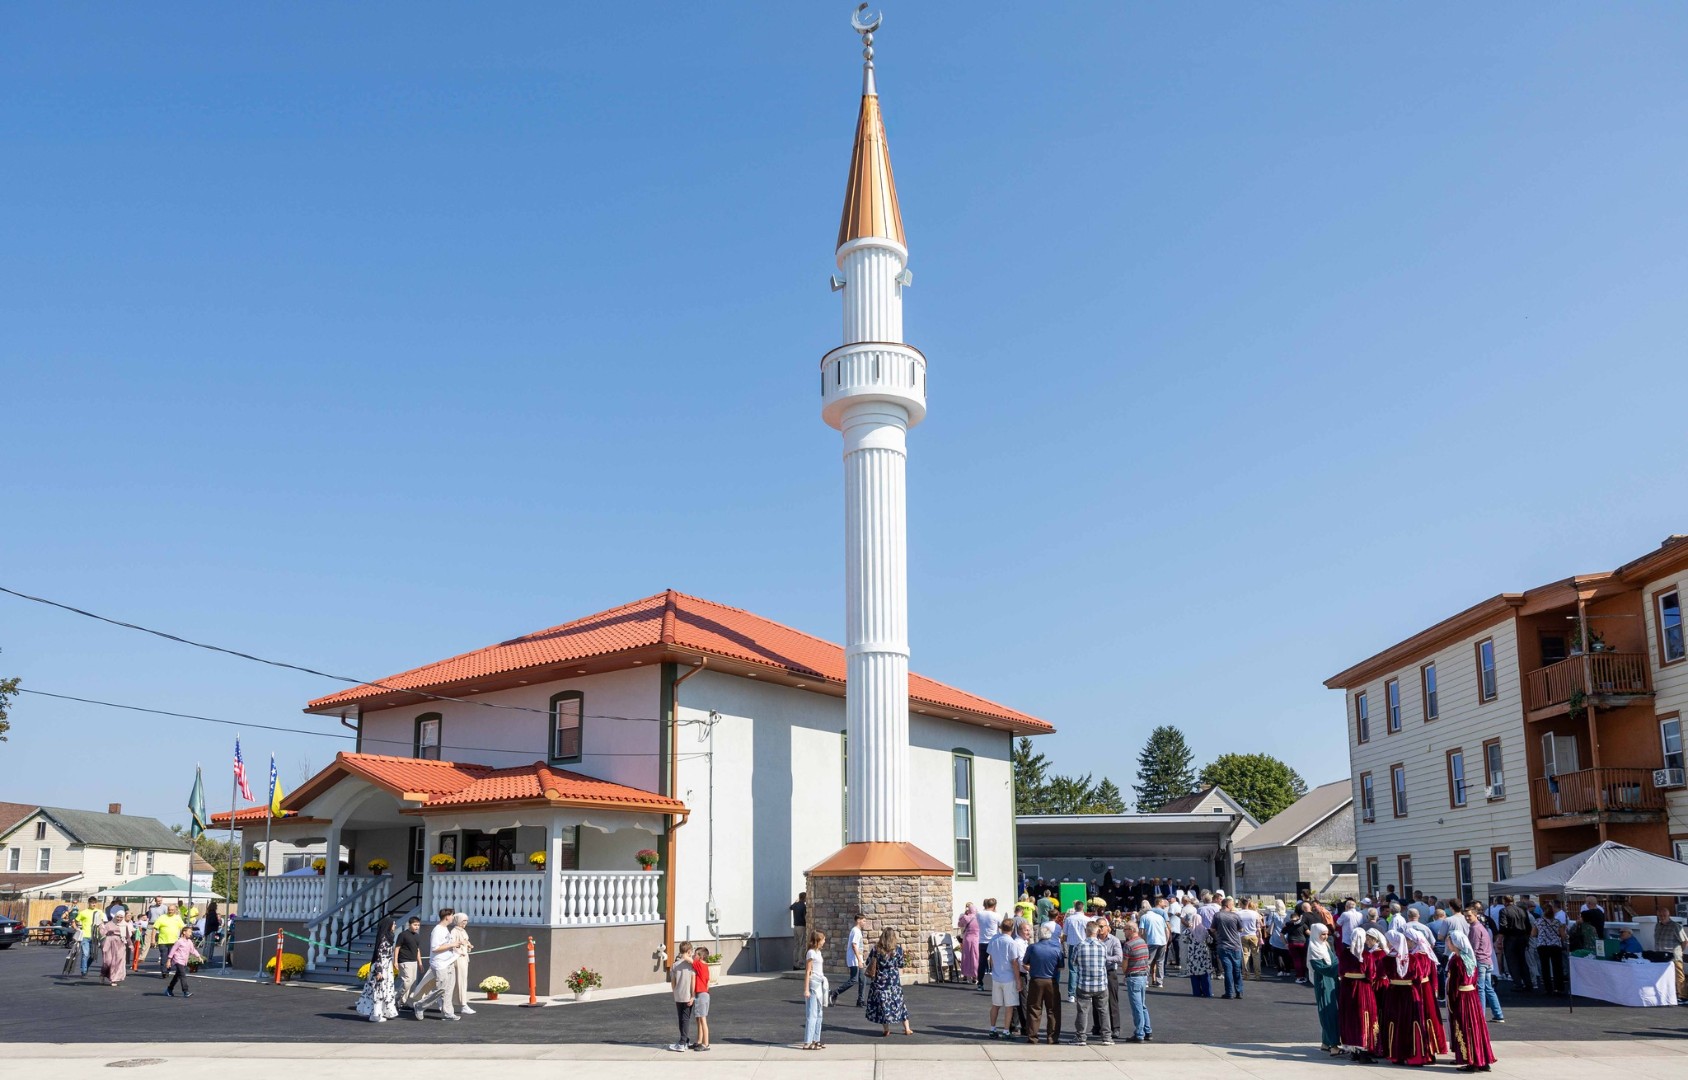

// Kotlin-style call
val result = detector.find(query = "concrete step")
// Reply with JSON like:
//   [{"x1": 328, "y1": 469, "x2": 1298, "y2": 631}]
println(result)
[{"x1": 301, "y1": 969, "x2": 363, "y2": 987}]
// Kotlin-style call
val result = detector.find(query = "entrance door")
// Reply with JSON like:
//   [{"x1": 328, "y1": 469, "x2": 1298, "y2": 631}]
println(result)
[{"x1": 462, "y1": 828, "x2": 519, "y2": 870}]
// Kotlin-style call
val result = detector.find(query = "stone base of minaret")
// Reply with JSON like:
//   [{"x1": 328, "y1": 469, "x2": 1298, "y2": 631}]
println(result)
[{"x1": 806, "y1": 842, "x2": 954, "y2": 985}]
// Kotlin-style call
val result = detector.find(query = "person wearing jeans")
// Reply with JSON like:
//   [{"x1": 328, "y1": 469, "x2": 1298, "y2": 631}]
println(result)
[
  {"x1": 1211, "y1": 897, "x2": 1246, "y2": 999},
  {"x1": 1121, "y1": 922, "x2": 1153, "y2": 1042},
  {"x1": 1464, "y1": 905, "x2": 1504, "y2": 1022},
  {"x1": 830, "y1": 913, "x2": 867, "y2": 1006}
]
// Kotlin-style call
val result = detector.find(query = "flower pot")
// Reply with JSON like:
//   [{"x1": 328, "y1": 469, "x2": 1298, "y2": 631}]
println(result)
[
  {"x1": 486, "y1": 991, "x2": 499, "y2": 1001},
  {"x1": 573, "y1": 988, "x2": 593, "y2": 1002},
  {"x1": 243, "y1": 869, "x2": 259, "y2": 877},
  {"x1": 640, "y1": 864, "x2": 655, "y2": 872}
]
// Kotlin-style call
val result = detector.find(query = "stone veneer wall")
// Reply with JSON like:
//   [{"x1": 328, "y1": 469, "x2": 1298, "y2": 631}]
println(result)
[{"x1": 805, "y1": 871, "x2": 954, "y2": 983}]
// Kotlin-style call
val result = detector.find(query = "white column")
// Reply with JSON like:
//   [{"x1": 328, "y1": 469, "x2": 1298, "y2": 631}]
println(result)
[
  {"x1": 544, "y1": 824, "x2": 565, "y2": 926},
  {"x1": 321, "y1": 823, "x2": 342, "y2": 914},
  {"x1": 842, "y1": 403, "x2": 911, "y2": 843}
]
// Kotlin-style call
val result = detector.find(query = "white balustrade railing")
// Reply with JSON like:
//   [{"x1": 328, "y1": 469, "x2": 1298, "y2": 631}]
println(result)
[
  {"x1": 239, "y1": 874, "x2": 378, "y2": 921},
  {"x1": 554, "y1": 870, "x2": 662, "y2": 926},
  {"x1": 241, "y1": 875, "x2": 325, "y2": 921},
  {"x1": 430, "y1": 871, "x2": 547, "y2": 926},
  {"x1": 303, "y1": 875, "x2": 390, "y2": 971}
]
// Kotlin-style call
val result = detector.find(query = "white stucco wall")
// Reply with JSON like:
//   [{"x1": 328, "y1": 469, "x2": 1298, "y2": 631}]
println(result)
[
  {"x1": 668, "y1": 670, "x2": 1017, "y2": 945},
  {"x1": 355, "y1": 666, "x2": 662, "y2": 793}
]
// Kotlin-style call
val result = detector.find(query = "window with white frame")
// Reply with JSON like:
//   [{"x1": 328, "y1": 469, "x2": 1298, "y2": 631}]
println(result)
[
  {"x1": 5, "y1": 848, "x2": 17, "y2": 872},
  {"x1": 1447, "y1": 749, "x2": 1467, "y2": 808},
  {"x1": 414, "y1": 714, "x2": 442, "y2": 760},
  {"x1": 1477, "y1": 639, "x2": 1497, "y2": 702},
  {"x1": 1391, "y1": 764, "x2": 1408, "y2": 817},
  {"x1": 1659, "y1": 590, "x2": 1685, "y2": 664},
  {"x1": 1398, "y1": 855, "x2": 1413, "y2": 891},
  {"x1": 1483, "y1": 739, "x2": 1505, "y2": 799},
  {"x1": 146, "y1": 851, "x2": 155, "y2": 874},
  {"x1": 1422, "y1": 662, "x2": 1439, "y2": 721},
  {"x1": 549, "y1": 691, "x2": 584, "y2": 764},
  {"x1": 1493, "y1": 848, "x2": 1512, "y2": 882},
  {"x1": 1454, "y1": 852, "x2": 1474, "y2": 906},
  {"x1": 1355, "y1": 692, "x2": 1370, "y2": 743},
  {"x1": 37, "y1": 848, "x2": 50, "y2": 872},
  {"x1": 1386, "y1": 679, "x2": 1402, "y2": 733},
  {"x1": 34, "y1": 821, "x2": 46, "y2": 840},
  {"x1": 114, "y1": 849, "x2": 125, "y2": 873},
  {"x1": 1662, "y1": 717, "x2": 1683, "y2": 772},
  {"x1": 128, "y1": 850, "x2": 138, "y2": 875},
  {"x1": 1366, "y1": 857, "x2": 1380, "y2": 896},
  {"x1": 1360, "y1": 772, "x2": 1375, "y2": 821},
  {"x1": 952, "y1": 751, "x2": 975, "y2": 877}
]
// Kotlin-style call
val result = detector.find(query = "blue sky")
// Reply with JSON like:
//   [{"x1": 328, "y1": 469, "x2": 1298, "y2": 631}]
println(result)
[{"x1": 4, "y1": 3, "x2": 1688, "y2": 828}]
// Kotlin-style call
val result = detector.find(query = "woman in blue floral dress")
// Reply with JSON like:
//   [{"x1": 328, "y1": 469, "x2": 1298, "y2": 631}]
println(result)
[{"x1": 863, "y1": 929, "x2": 913, "y2": 1036}]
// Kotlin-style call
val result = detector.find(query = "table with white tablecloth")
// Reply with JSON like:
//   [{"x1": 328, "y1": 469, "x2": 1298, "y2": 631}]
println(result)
[{"x1": 1568, "y1": 954, "x2": 1678, "y2": 1006}]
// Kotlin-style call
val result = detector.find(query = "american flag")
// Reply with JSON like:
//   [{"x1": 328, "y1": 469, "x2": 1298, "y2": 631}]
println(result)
[{"x1": 233, "y1": 738, "x2": 254, "y2": 802}]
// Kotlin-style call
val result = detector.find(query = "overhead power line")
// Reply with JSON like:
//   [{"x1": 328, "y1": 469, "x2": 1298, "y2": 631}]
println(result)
[
  {"x1": 0, "y1": 584, "x2": 686, "y2": 720},
  {"x1": 17, "y1": 688, "x2": 706, "y2": 759}
]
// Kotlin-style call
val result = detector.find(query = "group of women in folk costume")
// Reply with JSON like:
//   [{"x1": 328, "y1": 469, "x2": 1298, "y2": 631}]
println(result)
[{"x1": 1323, "y1": 921, "x2": 1496, "y2": 1071}]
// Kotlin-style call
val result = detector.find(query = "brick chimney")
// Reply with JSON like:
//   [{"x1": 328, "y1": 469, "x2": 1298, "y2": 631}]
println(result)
[{"x1": 108, "y1": 803, "x2": 122, "y2": 815}]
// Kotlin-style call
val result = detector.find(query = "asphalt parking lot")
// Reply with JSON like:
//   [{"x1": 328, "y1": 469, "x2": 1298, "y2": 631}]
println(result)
[{"x1": 1, "y1": 944, "x2": 1679, "y2": 1046}]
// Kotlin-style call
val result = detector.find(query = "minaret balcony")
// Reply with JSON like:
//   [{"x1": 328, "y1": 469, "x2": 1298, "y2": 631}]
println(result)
[{"x1": 821, "y1": 340, "x2": 927, "y2": 430}]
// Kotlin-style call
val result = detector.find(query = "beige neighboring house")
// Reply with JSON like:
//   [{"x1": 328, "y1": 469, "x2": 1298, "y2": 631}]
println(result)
[
  {"x1": 0, "y1": 803, "x2": 192, "y2": 899},
  {"x1": 1234, "y1": 780, "x2": 1357, "y2": 899},
  {"x1": 1155, "y1": 785, "x2": 1260, "y2": 886}
]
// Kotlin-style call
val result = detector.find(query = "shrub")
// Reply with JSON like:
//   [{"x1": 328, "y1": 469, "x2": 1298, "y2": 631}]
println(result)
[
  {"x1": 635, "y1": 849, "x2": 659, "y2": 868},
  {"x1": 241, "y1": 860, "x2": 265, "y2": 873},
  {"x1": 265, "y1": 953, "x2": 307, "y2": 979},
  {"x1": 311, "y1": 858, "x2": 327, "y2": 872},
  {"x1": 366, "y1": 858, "x2": 389, "y2": 874},
  {"x1": 527, "y1": 851, "x2": 545, "y2": 868},
  {"x1": 463, "y1": 855, "x2": 492, "y2": 872},
  {"x1": 429, "y1": 853, "x2": 456, "y2": 870}
]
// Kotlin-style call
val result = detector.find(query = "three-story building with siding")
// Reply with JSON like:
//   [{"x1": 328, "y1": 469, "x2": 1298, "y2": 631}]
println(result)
[{"x1": 1327, "y1": 535, "x2": 1688, "y2": 904}]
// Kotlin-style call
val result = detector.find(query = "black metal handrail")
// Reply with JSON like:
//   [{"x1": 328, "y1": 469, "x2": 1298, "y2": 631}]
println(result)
[{"x1": 333, "y1": 878, "x2": 422, "y2": 971}]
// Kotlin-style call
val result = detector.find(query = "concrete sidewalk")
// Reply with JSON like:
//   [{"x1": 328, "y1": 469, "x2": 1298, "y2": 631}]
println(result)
[{"x1": 11, "y1": 1039, "x2": 1688, "y2": 1079}]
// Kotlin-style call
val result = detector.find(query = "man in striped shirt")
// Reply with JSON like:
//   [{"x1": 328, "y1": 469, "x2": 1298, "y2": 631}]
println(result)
[
  {"x1": 1121, "y1": 920, "x2": 1153, "y2": 1042},
  {"x1": 1071, "y1": 921, "x2": 1113, "y2": 1046}
]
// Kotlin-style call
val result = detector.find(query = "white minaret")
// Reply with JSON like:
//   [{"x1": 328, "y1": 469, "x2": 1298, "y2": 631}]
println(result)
[{"x1": 822, "y1": 9, "x2": 926, "y2": 847}]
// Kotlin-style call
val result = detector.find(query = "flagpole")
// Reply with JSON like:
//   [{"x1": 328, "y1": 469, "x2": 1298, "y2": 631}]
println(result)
[
  {"x1": 224, "y1": 739, "x2": 239, "y2": 971},
  {"x1": 187, "y1": 764, "x2": 198, "y2": 931},
  {"x1": 256, "y1": 754, "x2": 274, "y2": 983}
]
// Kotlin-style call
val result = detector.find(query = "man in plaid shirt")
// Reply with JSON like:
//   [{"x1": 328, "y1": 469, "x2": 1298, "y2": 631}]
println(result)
[{"x1": 1071, "y1": 921, "x2": 1113, "y2": 1046}]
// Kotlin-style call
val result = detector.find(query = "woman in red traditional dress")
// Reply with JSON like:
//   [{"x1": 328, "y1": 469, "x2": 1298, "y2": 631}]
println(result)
[
  {"x1": 1409, "y1": 932, "x2": 1449, "y2": 1055},
  {"x1": 1340, "y1": 928, "x2": 1385, "y2": 1062},
  {"x1": 1379, "y1": 931, "x2": 1434, "y2": 1066},
  {"x1": 1444, "y1": 927, "x2": 1497, "y2": 1072}
]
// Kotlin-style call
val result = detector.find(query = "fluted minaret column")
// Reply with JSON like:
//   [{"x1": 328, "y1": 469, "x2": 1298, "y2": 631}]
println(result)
[{"x1": 821, "y1": 33, "x2": 926, "y2": 845}]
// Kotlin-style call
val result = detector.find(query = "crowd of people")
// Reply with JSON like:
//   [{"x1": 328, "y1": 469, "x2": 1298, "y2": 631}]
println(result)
[
  {"x1": 53, "y1": 894, "x2": 220, "y2": 995},
  {"x1": 355, "y1": 908, "x2": 482, "y2": 1022}
]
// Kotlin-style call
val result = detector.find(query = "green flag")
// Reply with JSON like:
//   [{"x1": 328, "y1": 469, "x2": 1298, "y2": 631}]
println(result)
[{"x1": 188, "y1": 765, "x2": 208, "y2": 838}]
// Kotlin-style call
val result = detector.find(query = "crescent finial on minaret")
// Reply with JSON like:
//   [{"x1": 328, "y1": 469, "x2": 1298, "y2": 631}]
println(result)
[{"x1": 837, "y1": 4, "x2": 903, "y2": 249}]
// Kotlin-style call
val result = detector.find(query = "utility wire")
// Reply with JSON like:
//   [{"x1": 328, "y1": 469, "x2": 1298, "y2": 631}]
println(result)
[
  {"x1": 17, "y1": 688, "x2": 710, "y2": 758},
  {"x1": 0, "y1": 584, "x2": 659, "y2": 719}
]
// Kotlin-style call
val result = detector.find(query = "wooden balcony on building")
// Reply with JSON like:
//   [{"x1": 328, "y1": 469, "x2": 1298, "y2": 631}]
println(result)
[
  {"x1": 1530, "y1": 767, "x2": 1666, "y2": 828},
  {"x1": 1523, "y1": 652, "x2": 1652, "y2": 720}
]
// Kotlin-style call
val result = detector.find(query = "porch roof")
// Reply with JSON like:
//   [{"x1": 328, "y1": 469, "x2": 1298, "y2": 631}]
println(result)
[
  {"x1": 217, "y1": 751, "x2": 684, "y2": 827},
  {"x1": 208, "y1": 808, "x2": 319, "y2": 827}
]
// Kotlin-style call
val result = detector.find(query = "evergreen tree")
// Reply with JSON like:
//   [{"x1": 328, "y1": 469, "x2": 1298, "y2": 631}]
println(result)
[
  {"x1": 1086, "y1": 777, "x2": 1128, "y2": 814},
  {"x1": 1133, "y1": 724, "x2": 1196, "y2": 811},
  {"x1": 1198, "y1": 752, "x2": 1308, "y2": 822},
  {"x1": 1012, "y1": 736, "x2": 1052, "y2": 814},
  {"x1": 1044, "y1": 773, "x2": 1097, "y2": 814}
]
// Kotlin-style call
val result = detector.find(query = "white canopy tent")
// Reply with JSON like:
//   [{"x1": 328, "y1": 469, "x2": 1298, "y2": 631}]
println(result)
[{"x1": 1490, "y1": 841, "x2": 1688, "y2": 897}]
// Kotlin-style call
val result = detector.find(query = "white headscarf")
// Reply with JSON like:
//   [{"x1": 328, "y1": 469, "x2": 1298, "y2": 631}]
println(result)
[
  {"x1": 1446, "y1": 926, "x2": 1476, "y2": 973},
  {"x1": 1386, "y1": 929, "x2": 1411, "y2": 977},
  {"x1": 1308, "y1": 921, "x2": 1333, "y2": 966},
  {"x1": 1409, "y1": 928, "x2": 1438, "y2": 964}
]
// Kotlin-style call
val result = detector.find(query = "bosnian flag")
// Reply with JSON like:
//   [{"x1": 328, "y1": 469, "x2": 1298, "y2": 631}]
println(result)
[{"x1": 234, "y1": 738, "x2": 254, "y2": 802}]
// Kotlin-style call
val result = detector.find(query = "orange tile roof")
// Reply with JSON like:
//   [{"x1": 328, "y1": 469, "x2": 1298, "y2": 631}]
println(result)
[
  {"x1": 208, "y1": 807, "x2": 316, "y2": 826},
  {"x1": 306, "y1": 590, "x2": 1049, "y2": 733},
  {"x1": 216, "y1": 752, "x2": 682, "y2": 827}
]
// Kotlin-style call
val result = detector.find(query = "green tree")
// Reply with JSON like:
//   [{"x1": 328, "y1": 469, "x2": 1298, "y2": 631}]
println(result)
[
  {"x1": 1013, "y1": 736, "x2": 1051, "y2": 814},
  {"x1": 171, "y1": 825, "x2": 242, "y2": 903},
  {"x1": 0, "y1": 673, "x2": 15, "y2": 744},
  {"x1": 1043, "y1": 773, "x2": 1097, "y2": 814},
  {"x1": 1133, "y1": 724, "x2": 1196, "y2": 811},
  {"x1": 1086, "y1": 777, "x2": 1128, "y2": 814},
  {"x1": 1198, "y1": 752, "x2": 1308, "y2": 822}
]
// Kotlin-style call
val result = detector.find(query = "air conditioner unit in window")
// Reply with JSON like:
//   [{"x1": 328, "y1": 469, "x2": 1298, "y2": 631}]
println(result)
[
  {"x1": 1654, "y1": 768, "x2": 1686, "y2": 790},
  {"x1": 1484, "y1": 784, "x2": 1505, "y2": 799},
  {"x1": 1361, "y1": 807, "x2": 1376, "y2": 823}
]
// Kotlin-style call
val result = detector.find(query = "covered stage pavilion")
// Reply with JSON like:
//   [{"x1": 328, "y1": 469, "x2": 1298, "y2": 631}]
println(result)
[{"x1": 1015, "y1": 812, "x2": 1248, "y2": 897}]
